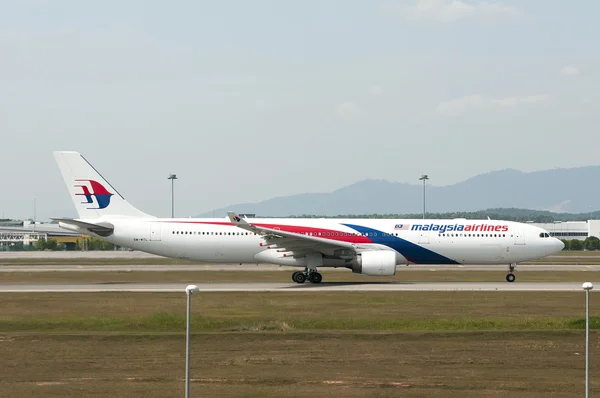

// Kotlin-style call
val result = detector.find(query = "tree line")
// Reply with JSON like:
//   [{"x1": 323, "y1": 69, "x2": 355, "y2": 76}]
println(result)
[
  {"x1": 286, "y1": 208, "x2": 600, "y2": 223},
  {"x1": 34, "y1": 237, "x2": 119, "y2": 251},
  {"x1": 561, "y1": 237, "x2": 600, "y2": 251}
]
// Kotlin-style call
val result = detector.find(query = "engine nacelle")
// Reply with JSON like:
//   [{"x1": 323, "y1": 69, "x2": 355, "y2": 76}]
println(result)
[{"x1": 348, "y1": 250, "x2": 397, "y2": 276}]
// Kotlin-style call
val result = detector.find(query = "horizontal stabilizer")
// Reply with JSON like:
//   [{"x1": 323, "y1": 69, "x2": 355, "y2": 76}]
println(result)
[{"x1": 52, "y1": 218, "x2": 114, "y2": 237}]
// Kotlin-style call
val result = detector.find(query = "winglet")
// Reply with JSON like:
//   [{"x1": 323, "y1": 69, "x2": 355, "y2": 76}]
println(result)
[
  {"x1": 228, "y1": 211, "x2": 263, "y2": 235},
  {"x1": 227, "y1": 211, "x2": 248, "y2": 226}
]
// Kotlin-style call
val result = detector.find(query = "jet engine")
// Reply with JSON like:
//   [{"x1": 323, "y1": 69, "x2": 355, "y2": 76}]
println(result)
[{"x1": 347, "y1": 250, "x2": 397, "y2": 276}]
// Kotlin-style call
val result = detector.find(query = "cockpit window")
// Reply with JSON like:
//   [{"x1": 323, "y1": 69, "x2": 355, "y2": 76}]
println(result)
[{"x1": 539, "y1": 232, "x2": 550, "y2": 238}]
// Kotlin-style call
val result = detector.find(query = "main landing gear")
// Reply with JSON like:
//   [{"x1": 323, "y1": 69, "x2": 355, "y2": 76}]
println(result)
[
  {"x1": 506, "y1": 263, "x2": 516, "y2": 282},
  {"x1": 292, "y1": 268, "x2": 322, "y2": 284}
]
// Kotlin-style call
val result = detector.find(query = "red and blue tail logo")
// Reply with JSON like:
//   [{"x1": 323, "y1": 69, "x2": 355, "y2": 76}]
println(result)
[{"x1": 74, "y1": 179, "x2": 113, "y2": 209}]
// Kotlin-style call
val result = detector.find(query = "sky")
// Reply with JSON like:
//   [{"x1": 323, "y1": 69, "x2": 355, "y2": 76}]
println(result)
[{"x1": 1, "y1": 0, "x2": 599, "y2": 220}]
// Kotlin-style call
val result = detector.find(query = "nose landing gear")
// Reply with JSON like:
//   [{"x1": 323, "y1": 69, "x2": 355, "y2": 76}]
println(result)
[{"x1": 506, "y1": 263, "x2": 516, "y2": 282}]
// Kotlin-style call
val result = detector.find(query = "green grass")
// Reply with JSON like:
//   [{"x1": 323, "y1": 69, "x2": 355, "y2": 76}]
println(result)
[
  {"x1": 2, "y1": 331, "x2": 596, "y2": 397},
  {"x1": 2, "y1": 291, "x2": 600, "y2": 396},
  {"x1": 2, "y1": 291, "x2": 600, "y2": 333},
  {"x1": 2, "y1": 313, "x2": 600, "y2": 332}
]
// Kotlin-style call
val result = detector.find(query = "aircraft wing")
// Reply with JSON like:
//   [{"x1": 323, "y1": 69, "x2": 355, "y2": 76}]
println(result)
[{"x1": 227, "y1": 211, "x2": 357, "y2": 256}]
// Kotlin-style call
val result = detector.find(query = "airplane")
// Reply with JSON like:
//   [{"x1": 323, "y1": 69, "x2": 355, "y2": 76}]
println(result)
[{"x1": 52, "y1": 151, "x2": 565, "y2": 284}]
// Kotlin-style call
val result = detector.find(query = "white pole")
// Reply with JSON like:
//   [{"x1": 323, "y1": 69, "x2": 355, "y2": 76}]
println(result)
[
  {"x1": 583, "y1": 282, "x2": 594, "y2": 398},
  {"x1": 423, "y1": 179, "x2": 425, "y2": 219},
  {"x1": 168, "y1": 174, "x2": 178, "y2": 218},
  {"x1": 587, "y1": 289, "x2": 590, "y2": 398},
  {"x1": 172, "y1": 178, "x2": 175, "y2": 218},
  {"x1": 185, "y1": 285, "x2": 199, "y2": 398},
  {"x1": 185, "y1": 291, "x2": 191, "y2": 398},
  {"x1": 419, "y1": 174, "x2": 428, "y2": 220}
]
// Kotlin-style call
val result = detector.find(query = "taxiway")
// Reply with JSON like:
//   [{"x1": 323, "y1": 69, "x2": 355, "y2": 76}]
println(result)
[{"x1": 1, "y1": 281, "x2": 598, "y2": 292}]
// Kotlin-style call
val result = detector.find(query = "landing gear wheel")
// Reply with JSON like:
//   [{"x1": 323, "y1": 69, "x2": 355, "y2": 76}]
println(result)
[
  {"x1": 291, "y1": 271, "x2": 300, "y2": 282},
  {"x1": 309, "y1": 272, "x2": 323, "y2": 284},
  {"x1": 506, "y1": 273, "x2": 515, "y2": 283},
  {"x1": 292, "y1": 272, "x2": 306, "y2": 284}
]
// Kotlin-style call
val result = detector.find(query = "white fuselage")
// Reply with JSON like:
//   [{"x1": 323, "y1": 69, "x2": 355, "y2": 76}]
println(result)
[{"x1": 89, "y1": 217, "x2": 564, "y2": 267}]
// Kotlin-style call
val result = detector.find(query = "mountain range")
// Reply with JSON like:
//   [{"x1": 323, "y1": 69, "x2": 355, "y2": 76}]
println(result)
[{"x1": 197, "y1": 166, "x2": 600, "y2": 217}]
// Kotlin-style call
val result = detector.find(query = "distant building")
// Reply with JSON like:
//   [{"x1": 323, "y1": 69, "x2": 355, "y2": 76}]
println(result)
[
  {"x1": 0, "y1": 219, "x2": 22, "y2": 227},
  {"x1": 529, "y1": 220, "x2": 600, "y2": 241},
  {"x1": 0, "y1": 220, "x2": 84, "y2": 249}
]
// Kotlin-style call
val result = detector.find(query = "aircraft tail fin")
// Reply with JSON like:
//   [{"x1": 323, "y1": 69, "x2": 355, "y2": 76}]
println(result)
[{"x1": 53, "y1": 151, "x2": 155, "y2": 219}]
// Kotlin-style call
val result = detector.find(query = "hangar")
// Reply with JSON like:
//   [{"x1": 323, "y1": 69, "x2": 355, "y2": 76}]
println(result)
[
  {"x1": 529, "y1": 220, "x2": 600, "y2": 240},
  {"x1": 0, "y1": 219, "x2": 84, "y2": 250}
]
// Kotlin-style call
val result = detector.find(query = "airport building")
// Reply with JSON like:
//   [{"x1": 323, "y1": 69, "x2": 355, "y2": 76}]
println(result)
[
  {"x1": 529, "y1": 220, "x2": 600, "y2": 240},
  {"x1": 0, "y1": 220, "x2": 85, "y2": 250}
]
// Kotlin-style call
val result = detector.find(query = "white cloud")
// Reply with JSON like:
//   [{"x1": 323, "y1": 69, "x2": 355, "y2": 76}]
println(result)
[
  {"x1": 560, "y1": 66, "x2": 580, "y2": 76},
  {"x1": 437, "y1": 94, "x2": 550, "y2": 116},
  {"x1": 368, "y1": 85, "x2": 384, "y2": 96},
  {"x1": 393, "y1": 0, "x2": 522, "y2": 23},
  {"x1": 334, "y1": 101, "x2": 366, "y2": 122}
]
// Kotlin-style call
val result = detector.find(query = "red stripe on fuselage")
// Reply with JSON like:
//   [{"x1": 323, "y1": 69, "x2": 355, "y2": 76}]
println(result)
[{"x1": 162, "y1": 221, "x2": 373, "y2": 244}]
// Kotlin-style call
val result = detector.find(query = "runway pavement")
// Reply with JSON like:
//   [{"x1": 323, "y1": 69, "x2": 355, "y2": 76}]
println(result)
[
  {"x1": 1, "y1": 281, "x2": 599, "y2": 292},
  {"x1": 1, "y1": 264, "x2": 600, "y2": 272}
]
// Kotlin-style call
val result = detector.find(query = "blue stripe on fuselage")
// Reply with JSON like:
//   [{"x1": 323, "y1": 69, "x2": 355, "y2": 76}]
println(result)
[{"x1": 342, "y1": 224, "x2": 459, "y2": 265}]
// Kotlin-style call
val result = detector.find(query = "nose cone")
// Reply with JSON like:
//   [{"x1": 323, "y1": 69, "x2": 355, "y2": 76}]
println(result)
[{"x1": 554, "y1": 238, "x2": 565, "y2": 252}]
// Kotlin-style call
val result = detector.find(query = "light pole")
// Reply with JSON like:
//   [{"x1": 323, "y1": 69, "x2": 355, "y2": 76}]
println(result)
[
  {"x1": 584, "y1": 282, "x2": 594, "y2": 398},
  {"x1": 168, "y1": 174, "x2": 178, "y2": 218},
  {"x1": 419, "y1": 174, "x2": 429, "y2": 219},
  {"x1": 185, "y1": 284, "x2": 199, "y2": 398}
]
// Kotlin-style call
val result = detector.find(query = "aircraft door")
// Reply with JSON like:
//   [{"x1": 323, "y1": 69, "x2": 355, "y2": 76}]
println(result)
[
  {"x1": 150, "y1": 223, "x2": 162, "y2": 241},
  {"x1": 418, "y1": 230, "x2": 430, "y2": 244},
  {"x1": 514, "y1": 229, "x2": 525, "y2": 245}
]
